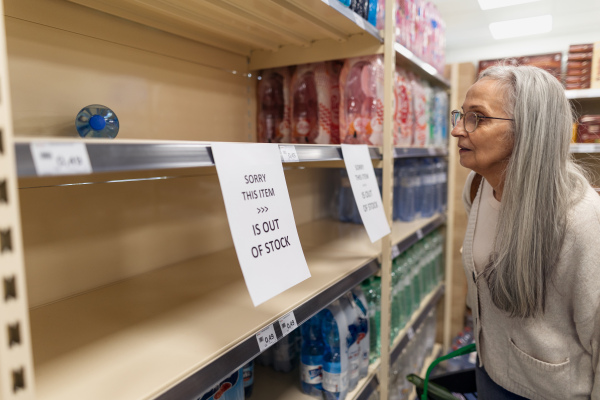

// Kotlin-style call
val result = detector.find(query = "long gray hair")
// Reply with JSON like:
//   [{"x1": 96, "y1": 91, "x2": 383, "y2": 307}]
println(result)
[{"x1": 480, "y1": 65, "x2": 589, "y2": 318}]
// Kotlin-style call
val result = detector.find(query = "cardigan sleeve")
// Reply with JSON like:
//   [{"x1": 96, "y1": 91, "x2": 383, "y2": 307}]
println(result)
[{"x1": 566, "y1": 190, "x2": 600, "y2": 397}]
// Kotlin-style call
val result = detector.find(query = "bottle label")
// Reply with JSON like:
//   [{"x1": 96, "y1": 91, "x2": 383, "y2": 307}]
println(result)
[
  {"x1": 323, "y1": 370, "x2": 348, "y2": 392},
  {"x1": 243, "y1": 366, "x2": 254, "y2": 387},
  {"x1": 301, "y1": 363, "x2": 323, "y2": 384},
  {"x1": 296, "y1": 119, "x2": 310, "y2": 136}
]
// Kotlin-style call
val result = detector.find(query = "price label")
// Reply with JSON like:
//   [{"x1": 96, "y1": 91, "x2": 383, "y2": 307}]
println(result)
[
  {"x1": 427, "y1": 147, "x2": 436, "y2": 156},
  {"x1": 278, "y1": 311, "x2": 297, "y2": 337},
  {"x1": 30, "y1": 142, "x2": 92, "y2": 176},
  {"x1": 256, "y1": 324, "x2": 278, "y2": 352},
  {"x1": 279, "y1": 145, "x2": 299, "y2": 163},
  {"x1": 407, "y1": 326, "x2": 415, "y2": 341},
  {"x1": 391, "y1": 246, "x2": 401, "y2": 259},
  {"x1": 416, "y1": 229, "x2": 424, "y2": 240}
]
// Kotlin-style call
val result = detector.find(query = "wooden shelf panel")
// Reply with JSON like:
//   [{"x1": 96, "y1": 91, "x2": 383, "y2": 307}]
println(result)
[
  {"x1": 30, "y1": 219, "x2": 379, "y2": 400},
  {"x1": 391, "y1": 214, "x2": 447, "y2": 257},
  {"x1": 66, "y1": 0, "x2": 382, "y2": 60}
]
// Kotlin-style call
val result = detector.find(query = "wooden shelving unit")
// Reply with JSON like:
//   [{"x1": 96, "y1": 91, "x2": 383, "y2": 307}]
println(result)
[{"x1": 0, "y1": 0, "x2": 453, "y2": 399}]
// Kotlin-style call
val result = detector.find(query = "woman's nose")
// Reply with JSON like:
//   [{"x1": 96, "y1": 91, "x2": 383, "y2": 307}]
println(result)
[{"x1": 451, "y1": 122, "x2": 467, "y2": 138}]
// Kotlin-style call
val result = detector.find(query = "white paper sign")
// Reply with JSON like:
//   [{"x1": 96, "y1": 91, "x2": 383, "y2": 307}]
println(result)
[
  {"x1": 341, "y1": 144, "x2": 391, "y2": 242},
  {"x1": 212, "y1": 143, "x2": 311, "y2": 306},
  {"x1": 256, "y1": 324, "x2": 277, "y2": 352},
  {"x1": 30, "y1": 142, "x2": 92, "y2": 176},
  {"x1": 279, "y1": 145, "x2": 299, "y2": 162},
  {"x1": 278, "y1": 311, "x2": 297, "y2": 336}
]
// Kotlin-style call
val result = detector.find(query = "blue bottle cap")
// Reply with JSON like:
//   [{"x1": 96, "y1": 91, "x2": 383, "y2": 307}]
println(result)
[{"x1": 89, "y1": 114, "x2": 106, "y2": 131}]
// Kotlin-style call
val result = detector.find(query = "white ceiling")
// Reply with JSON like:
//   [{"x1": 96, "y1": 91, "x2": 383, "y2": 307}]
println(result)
[{"x1": 431, "y1": 0, "x2": 600, "y2": 64}]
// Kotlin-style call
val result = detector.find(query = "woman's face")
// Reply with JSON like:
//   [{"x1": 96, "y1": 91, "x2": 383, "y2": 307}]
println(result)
[{"x1": 451, "y1": 78, "x2": 514, "y2": 184}]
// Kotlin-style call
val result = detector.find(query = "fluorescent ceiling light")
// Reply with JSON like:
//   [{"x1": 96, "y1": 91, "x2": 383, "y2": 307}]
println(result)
[
  {"x1": 478, "y1": 0, "x2": 541, "y2": 10},
  {"x1": 489, "y1": 15, "x2": 552, "y2": 40}
]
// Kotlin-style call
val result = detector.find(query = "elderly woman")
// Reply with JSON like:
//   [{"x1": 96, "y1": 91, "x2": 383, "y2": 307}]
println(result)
[{"x1": 451, "y1": 65, "x2": 600, "y2": 400}]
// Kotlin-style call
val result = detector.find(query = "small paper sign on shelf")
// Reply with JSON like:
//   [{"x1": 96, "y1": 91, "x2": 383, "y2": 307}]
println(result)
[
  {"x1": 256, "y1": 324, "x2": 277, "y2": 352},
  {"x1": 341, "y1": 144, "x2": 391, "y2": 243},
  {"x1": 30, "y1": 142, "x2": 92, "y2": 176},
  {"x1": 278, "y1": 311, "x2": 297, "y2": 337},
  {"x1": 212, "y1": 143, "x2": 311, "y2": 307},
  {"x1": 279, "y1": 145, "x2": 299, "y2": 163}
]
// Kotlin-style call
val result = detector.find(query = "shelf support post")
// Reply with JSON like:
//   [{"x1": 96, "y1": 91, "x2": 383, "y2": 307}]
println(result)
[
  {"x1": 380, "y1": 0, "x2": 396, "y2": 397},
  {"x1": 0, "y1": 0, "x2": 36, "y2": 398}
]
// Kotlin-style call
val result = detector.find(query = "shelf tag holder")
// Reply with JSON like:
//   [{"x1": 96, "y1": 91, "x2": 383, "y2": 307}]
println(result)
[
  {"x1": 278, "y1": 311, "x2": 297, "y2": 337},
  {"x1": 30, "y1": 142, "x2": 92, "y2": 176},
  {"x1": 256, "y1": 324, "x2": 277, "y2": 352}
]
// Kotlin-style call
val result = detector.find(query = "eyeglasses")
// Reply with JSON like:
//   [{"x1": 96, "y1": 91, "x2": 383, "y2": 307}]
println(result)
[{"x1": 450, "y1": 110, "x2": 514, "y2": 133}]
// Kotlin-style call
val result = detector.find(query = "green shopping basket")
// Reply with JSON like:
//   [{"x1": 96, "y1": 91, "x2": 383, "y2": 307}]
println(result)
[{"x1": 408, "y1": 343, "x2": 477, "y2": 400}]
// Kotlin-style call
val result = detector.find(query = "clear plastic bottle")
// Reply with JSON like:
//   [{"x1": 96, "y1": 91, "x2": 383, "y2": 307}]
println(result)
[
  {"x1": 351, "y1": 287, "x2": 370, "y2": 379},
  {"x1": 322, "y1": 301, "x2": 349, "y2": 400},
  {"x1": 339, "y1": 294, "x2": 360, "y2": 391},
  {"x1": 75, "y1": 104, "x2": 119, "y2": 138},
  {"x1": 419, "y1": 158, "x2": 437, "y2": 218},
  {"x1": 242, "y1": 361, "x2": 254, "y2": 398},
  {"x1": 301, "y1": 312, "x2": 325, "y2": 397},
  {"x1": 397, "y1": 159, "x2": 418, "y2": 222},
  {"x1": 272, "y1": 329, "x2": 298, "y2": 373},
  {"x1": 367, "y1": 0, "x2": 378, "y2": 26},
  {"x1": 361, "y1": 277, "x2": 380, "y2": 363}
]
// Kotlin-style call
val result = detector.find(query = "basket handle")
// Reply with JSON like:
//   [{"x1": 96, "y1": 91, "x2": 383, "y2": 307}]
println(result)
[{"x1": 422, "y1": 343, "x2": 477, "y2": 400}]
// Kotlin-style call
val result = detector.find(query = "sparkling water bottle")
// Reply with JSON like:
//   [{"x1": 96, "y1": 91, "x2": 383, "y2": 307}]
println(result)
[
  {"x1": 301, "y1": 312, "x2": 325, "y2": 397},
  {"x1": 75, "y1": 104, "x2": 119, "y2": 138}
]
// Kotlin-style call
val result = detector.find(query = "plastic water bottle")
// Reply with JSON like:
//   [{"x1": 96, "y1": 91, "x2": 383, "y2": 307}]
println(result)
[
  {"x1": 367, "y1": 0, "x2": 378, "y2": 26},
  {"x1": 322, "y1": 301, "x2": 349, "y2": 400},
  {"x1": 242, "y1": 361, "x2": 254, "y2": 398},
  {"x1": 351, "y1": 287, "x2": 370, "y2": 379},
  {"x1": 339, "y1": 294, "x2": 360, "y2": 391},
  {"x1": 75, "y1": 104, "x2": 119, "y2": 138},
  {"x1": 362, "y1": 276, "x2": 381, "y2": 363},
  {"x1": 272, "y1": 329, "x2": 298, "y2": 373},
  {"x1": 350, "y1": 0, "x2": 369, "y2": 19},
  {"x1": 301, "y1": 312, "x2": 325, "y2": 398},
  {"x1": 397, "y1": 160, "x2": 418, "y2": 222},
  {"x1": 198, "y1": 369, "x2": 244, "y2": 400},
  {"x1": 420, "y1": 158, "x2": 437, "y2": 218},
  {"x1": 432, "y1": 89, "x2": 449, "y2": 147},
  {"x1": 339, "y1": 169, "x2": 360, "y2": 223}
]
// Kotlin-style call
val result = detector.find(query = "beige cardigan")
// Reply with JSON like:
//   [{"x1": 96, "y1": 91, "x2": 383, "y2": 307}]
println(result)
[{"x1": 462, "y1": 171, "x2": 600, "y2": 400}]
